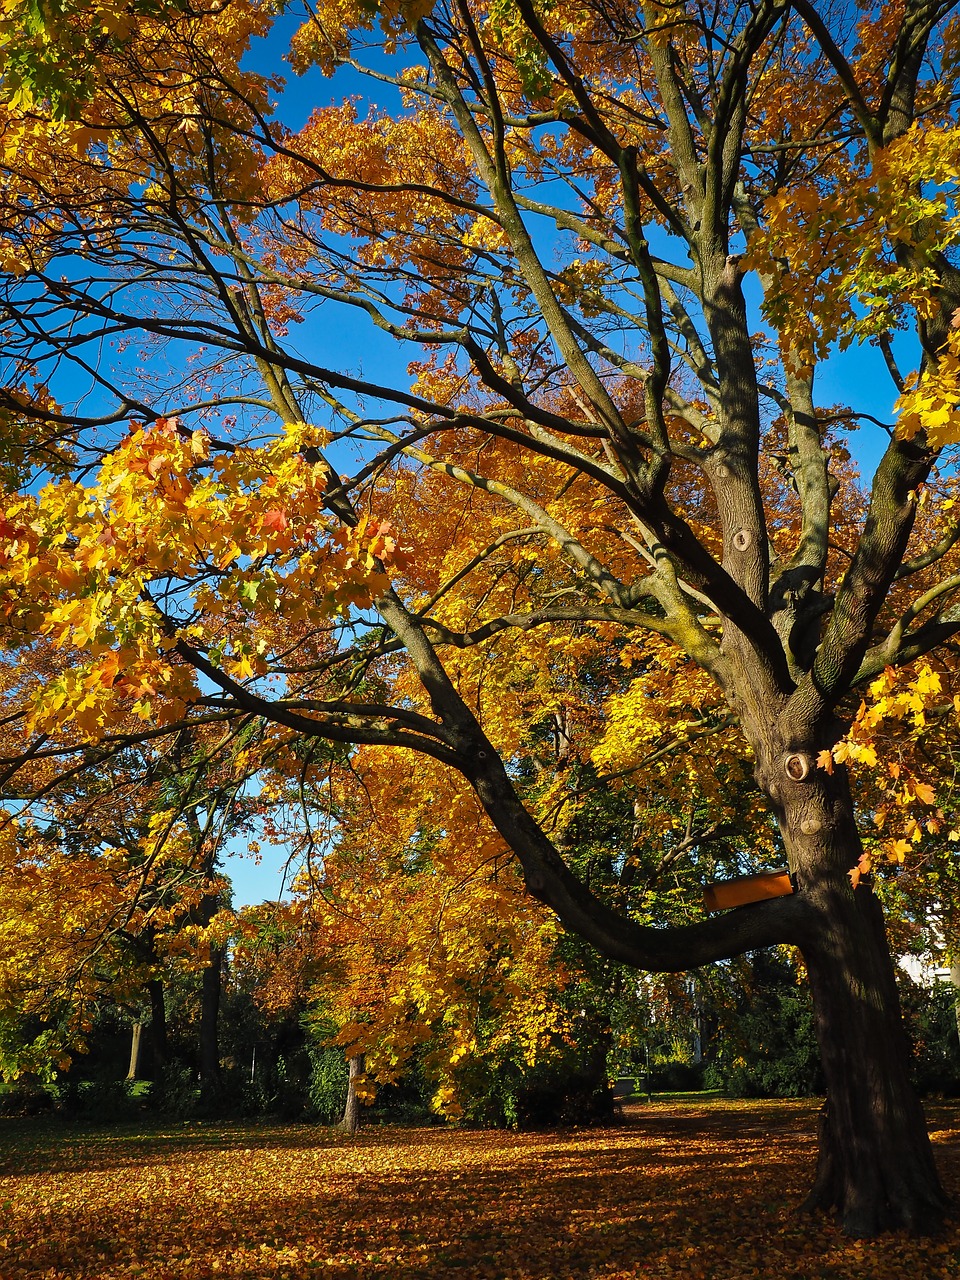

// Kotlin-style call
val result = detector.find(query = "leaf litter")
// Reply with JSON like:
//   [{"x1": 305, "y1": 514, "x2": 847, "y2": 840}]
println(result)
[{"x1": 1, "y1": 1099, "x2": 958, "y2": 1279}]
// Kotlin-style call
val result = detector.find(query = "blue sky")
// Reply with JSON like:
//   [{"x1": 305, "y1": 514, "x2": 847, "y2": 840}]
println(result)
[{"x1": 225, "y1": 836, "x2": 298, "y2": 907}]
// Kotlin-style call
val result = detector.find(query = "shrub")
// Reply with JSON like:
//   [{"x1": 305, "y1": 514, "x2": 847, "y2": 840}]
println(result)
[
  {"x1": 902, "y1": 977, "x2": 960, "y2": 1097},
  {"x1": 57, "y1": 1077, "x2": 141, "y2": 1121},
  {"x1": 703, "y1": 954, "x2": 823, "y2": 1099},
  {"x1": 0, "y1": 1080, "x2": 56, "y2": 1116},
  {"x1": 452, "y1": 1035, "x2": 616, "y2": 1130},
  {"x1": 307, "y1": 1047, "x2": 349, "y2": 1123},
  {"x1": 644, "y1": 1059, "x2": 705, "y2": 1094},
  {"x1": 150, "y1": 1063, "x2": 200, "y2": 1118}
]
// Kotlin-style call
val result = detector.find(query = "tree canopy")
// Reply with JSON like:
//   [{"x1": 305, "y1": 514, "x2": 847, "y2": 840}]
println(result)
[{"x1": 2, "y1": 0, "x2": 960, "y2": 1237}]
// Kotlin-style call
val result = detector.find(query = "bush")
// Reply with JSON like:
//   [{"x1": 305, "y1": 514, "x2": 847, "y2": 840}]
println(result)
[
  {"x1": 704, "y1": 954, "x2": 823, "y2": 1099},
  {"x1": 234, "y1": 1073, "x2": 273, "y2": 1118},
  {"x1": 150, "y1": 1063, "x2": 199, "y2": 1118},
  {"x1": 57, "y1": 1077, "x2": 141, "y2": 1121},
  {"x1": 902, "y1": 977, "x2": 960, "y2": 1097},
  {"x1": 0, "y1": 1080, "x2": 56, "y2": 1116},
  {"x1": 644, "y1": 1059, "x2": 705, "y2": 1093},
  {"x1": 369, "y1": 1073, "x2": 435, "y2": 1126},
  {"x1": 307, "y1": 1047, "x2": 349, "y2": 1123},
  {"x1": 453, "y1": 1033, "x2": 616, "y2": 1130}
]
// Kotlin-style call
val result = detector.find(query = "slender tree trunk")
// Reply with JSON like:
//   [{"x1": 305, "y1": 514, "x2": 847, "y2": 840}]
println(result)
[
  {"x1": 148, "y1": 978, "x2": 168, "y2": 1067},
  {"x1": 338, "y1": 1054, "x2": 365, "y2": 1134},
  {"x1": 949, "y1": 965, "x2": 960, "y2": 1050},
  {"x1": 199, "y1": 942, "x2": 225, "y2": 1098},
  {"x1": 126, "y1": 1022, "x2": 143, "y2": 1081}
]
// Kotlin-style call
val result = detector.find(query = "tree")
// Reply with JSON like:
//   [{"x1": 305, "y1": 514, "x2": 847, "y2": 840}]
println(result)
[
  {"x1": 0, "y1": 707, "x2": 253, "y2": 1087},
  {"x1": 242, "y1": 747, "x2": 571, "y2": 1120},
  {"x1": 2, "y1": 0, "x2": 960, "y2": 1236}
]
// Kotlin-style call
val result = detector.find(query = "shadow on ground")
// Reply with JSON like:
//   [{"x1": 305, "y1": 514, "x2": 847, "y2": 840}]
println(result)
[{"x1": 1, "y1": 1099, "x2": 957, "y2": 1279}]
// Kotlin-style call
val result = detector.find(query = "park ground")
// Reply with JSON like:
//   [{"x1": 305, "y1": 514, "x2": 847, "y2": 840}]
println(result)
[{"x1": 1, "y1": 1099, "x2": 959, "y2": 1279}]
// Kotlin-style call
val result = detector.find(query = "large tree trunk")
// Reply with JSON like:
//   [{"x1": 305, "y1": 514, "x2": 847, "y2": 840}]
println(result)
[
  {"x1": 765, "y1": 745, "x2": 951, "y2": 1236},
  {"x1": 799, "y1": 878, "x2": 949, "y2": 1236},
  {"x1": 466, "y1": 692, "x2": 950, "y2": 1235}
]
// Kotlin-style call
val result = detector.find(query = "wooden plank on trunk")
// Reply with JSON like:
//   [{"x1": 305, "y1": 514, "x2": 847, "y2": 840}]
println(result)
[{"x1": 703, "y1": 868, "x2": 794, "y2": 912}]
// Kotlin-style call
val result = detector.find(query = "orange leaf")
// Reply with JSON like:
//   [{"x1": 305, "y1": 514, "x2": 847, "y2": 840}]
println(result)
[{"x1": 260, "y1": 509, "x2": 288, "y2": 534}]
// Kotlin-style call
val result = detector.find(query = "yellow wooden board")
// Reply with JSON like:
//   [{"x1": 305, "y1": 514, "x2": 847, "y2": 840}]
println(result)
[{"x1": 703, "y1": 869, "x2": 794, "y2": 912}]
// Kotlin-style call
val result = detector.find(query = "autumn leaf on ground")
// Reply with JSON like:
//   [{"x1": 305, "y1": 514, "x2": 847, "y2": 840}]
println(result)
[{"x1": 1, "y1": 1101, "x2": 959, "y2": 1279}]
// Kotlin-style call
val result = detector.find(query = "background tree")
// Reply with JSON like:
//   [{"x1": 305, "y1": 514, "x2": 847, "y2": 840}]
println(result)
[
  {"x1": 0, "y1": 712, "x2": 258, "y2": 1090},
  {"x1": 3, "y1": 0, "x2": 960, "y2": 1236}
]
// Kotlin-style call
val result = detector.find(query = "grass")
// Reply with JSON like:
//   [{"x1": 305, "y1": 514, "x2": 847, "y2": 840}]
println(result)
[
  {"x1": 637, "y1": 1089, "x2": 727, "y2": 1102},
  {"x1": 1, "y1": 1098, "x2": 958, "y2": 1279}
]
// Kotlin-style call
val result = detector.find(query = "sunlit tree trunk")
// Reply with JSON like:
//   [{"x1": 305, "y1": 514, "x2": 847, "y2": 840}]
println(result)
[
  {"x1": 126, "y1": 1021, "x2": 143, "y2": 1082},
  {"x1": 949, "y1": 966, "x2": 960, "y2": 1049},
  {"x1": 338, "y1": 1054, "x2": 365, "y2": 1134}
]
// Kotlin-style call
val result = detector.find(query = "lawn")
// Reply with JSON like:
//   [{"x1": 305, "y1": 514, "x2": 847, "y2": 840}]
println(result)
[{"x1": 1, "y1": 1099, "x2": 959, "y2": 1279}]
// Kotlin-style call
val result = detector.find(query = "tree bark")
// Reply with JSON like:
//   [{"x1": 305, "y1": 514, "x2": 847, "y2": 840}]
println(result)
[
  {"x1": 798, "y1": 878, "x2": 950, "y2": 1235},
  {"x1": 147, "y1": 978, "x2": 168, "y2": 1067},
  {"x1": 338, "y1": 1054, "x2": 365, "y2": 1135},
  {"x1": 949, "y1": 966, "x2": 960, "y2": 1050},
  {"x1": 754, "y1": 736, "x2": 952, "y2": 1237},
  {"x1": 126, "y1": 1021, "x2": 143, "y2": 1082},
  {"x1": 199, "y1": 942, "x2": 225, "y2": 1098}
]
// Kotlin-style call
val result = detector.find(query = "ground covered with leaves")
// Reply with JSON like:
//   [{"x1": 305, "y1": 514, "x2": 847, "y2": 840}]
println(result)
[{"x1": 1, "y1": 1099, "x2": 958, "y2": 1279}]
